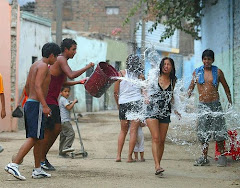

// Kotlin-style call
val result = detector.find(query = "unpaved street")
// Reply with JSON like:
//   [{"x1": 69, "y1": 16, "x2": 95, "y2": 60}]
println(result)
[{"x1": 0, "y1": 111, "x2": 239, "y2": 188}]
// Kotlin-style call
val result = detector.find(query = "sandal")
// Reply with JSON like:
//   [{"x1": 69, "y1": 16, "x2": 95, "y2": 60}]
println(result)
[{"x1": 155, "y1": 168, "x2": 164, "y2": 175}]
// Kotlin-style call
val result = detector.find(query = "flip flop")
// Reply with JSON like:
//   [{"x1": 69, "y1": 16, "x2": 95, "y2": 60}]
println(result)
[
  {"x1": 155, "y1": 168, "x2": 164, "y2": 175},
  {"x1": 115, "y1": 159, "x2": 121, "y2": 162}
]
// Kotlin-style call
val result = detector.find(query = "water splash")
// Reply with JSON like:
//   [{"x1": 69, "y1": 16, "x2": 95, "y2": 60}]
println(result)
[{"x1": 115, "y1": 47, "x2": 240, "y2": 159}]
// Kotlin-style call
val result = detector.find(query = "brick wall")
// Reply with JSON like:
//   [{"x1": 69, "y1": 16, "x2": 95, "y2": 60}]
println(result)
[{"x1": 34, "y1": 0, "x2": 139, "y2": 42}]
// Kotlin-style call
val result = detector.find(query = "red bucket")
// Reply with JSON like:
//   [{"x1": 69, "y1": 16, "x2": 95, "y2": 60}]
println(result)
[{"x1": 84, "y1": 62, "x2": 119, "y2": 98}]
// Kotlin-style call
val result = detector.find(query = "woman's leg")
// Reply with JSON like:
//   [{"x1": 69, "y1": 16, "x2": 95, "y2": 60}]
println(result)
[
  {"x1": 116, "y1": 120, "x2": 129, "y2": 161},
  {"x1": 146, "y1": 118, "x2": 160, "y2": 170},
  {"x1": 158, "y1": 123, "x2": 169, "y2": 167},
  {"x1": 128, "y1": 120, "x2": 140, "y2": 162}
]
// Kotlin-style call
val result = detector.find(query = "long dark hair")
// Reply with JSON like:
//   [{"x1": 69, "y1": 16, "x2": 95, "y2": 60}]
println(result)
[{"x1": 159, "y1": 57, "x2": 177, "y2": 81}]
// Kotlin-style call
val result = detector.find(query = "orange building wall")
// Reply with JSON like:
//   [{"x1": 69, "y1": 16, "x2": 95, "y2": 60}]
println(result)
[{"x1": 0, "y1": 0, "x2": 19, "y2": 132}]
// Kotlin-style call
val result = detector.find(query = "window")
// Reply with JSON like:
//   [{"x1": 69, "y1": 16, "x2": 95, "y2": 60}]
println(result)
[
  {"x1": 32, "y1": 56, "x2": 37, "y2": 64},
  {"x1": 115, "y1": 61, "x2": 121, "y2": 71},
  {"x1": 106, "y1": 7, "x2": 119, "y2": 15}
]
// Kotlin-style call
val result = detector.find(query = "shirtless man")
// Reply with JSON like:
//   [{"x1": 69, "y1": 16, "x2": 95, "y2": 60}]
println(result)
[
  {"x1": 188, "y1": 49, "x2": 232, "y2": 167},
  {"x1": 40, "y1": 38, "x2": 94, "y2": 170},
  {"x1": 4, "y1": 43, "x2": 61, "y2": 180}
]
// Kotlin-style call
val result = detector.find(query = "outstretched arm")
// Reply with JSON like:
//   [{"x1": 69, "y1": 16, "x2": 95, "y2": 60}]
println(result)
[
  {"x1": 60, "y1": 58, "x2": 94, "y2": 80},
  {"x1": 219, "y1": 69, "x2": 232, "y2": 104},
  {"x1": 187, "y1": 71, "x2": 196, "y2": 98},
  {"x1": 63, "y1": 77, "x2": 89, "y2": 86}
]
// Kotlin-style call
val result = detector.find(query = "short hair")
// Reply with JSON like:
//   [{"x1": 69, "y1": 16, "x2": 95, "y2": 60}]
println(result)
[
  {"x1": 202, "y1": 49, "x2": 214, "y2": 60},
  {"x1": 60, "y1": 38, "x2": 77, "y2": 52},
  {"x1": 42, "y1": 42, "x2": 61, "y2": 58},
  {"x1": 61, "y1": 86, "x2": 71, "y2": 92}
]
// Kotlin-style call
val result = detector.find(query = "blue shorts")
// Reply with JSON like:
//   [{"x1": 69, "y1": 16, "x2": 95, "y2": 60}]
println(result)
[{"x1": 24, "y1": 100, "x2": 45, "y2": 139}]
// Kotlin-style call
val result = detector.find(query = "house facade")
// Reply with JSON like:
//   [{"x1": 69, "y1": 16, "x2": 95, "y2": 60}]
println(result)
[
  {"x1": 195, "y1": 0, "x2": 239, "y2": 109},
  {"x1": 0, "y1": 0, "x2": 20, "y2": 132}
]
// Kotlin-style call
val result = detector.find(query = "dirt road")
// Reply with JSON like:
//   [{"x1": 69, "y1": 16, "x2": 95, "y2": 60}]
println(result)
[{"x1": 0, "y1": 110, "x2": 239, "y2": 188}]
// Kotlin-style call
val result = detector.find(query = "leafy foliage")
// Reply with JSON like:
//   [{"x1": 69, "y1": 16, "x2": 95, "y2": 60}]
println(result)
[
  {"x1": 20, "y1": 2, "x2": 36, "y2": 13},
  {"x1": 124, "y1": 0, "x2": 218, "y2": 42}
]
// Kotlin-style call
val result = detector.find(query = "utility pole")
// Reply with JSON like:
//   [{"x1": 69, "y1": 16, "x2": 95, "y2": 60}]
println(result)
[
  {"x1": 56, "y1": 0, "x2": 63, "y2": 45},
  {"x1": 141, "y1": 1, "x2": 146, "y2": 68},
  {"x1": 130, "y1": 1, "x2": 137, "y2": 54}
]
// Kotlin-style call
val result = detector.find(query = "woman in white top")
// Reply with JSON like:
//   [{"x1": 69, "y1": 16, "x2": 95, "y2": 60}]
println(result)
[{"x1": 114, "y1": 54, "x2": 144, "y2": 162}]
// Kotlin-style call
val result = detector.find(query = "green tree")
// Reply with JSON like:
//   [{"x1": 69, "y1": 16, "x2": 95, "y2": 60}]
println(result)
[
  {"x1": 125, "y1": 0, "x2": 218, "y2": 42},
  {"x1": 20, "y1": 2, "x2": 36, "y2": 13}
]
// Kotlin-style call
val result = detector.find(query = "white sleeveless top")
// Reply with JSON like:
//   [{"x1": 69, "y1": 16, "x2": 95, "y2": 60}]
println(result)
[{"x1": 119, "y1": 70, "x2": 142, "y2": 104}]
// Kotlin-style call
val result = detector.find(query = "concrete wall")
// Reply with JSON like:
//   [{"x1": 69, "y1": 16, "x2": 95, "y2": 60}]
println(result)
[
  {"x1": 19, "y1": 11, "x2": 52, "y2": 94},
  {"x1": 105, "y1": 38, "x2": 129, "y2": 110},
  {"x1": 61, "y1": 30, "x2": 108, "y2": 112},
  {"x1": 233, "y1": 0, "x2": 240, "y2": 108},
  {"x1": 196, "y1": 0, "x2": 234, "y2": 108}
]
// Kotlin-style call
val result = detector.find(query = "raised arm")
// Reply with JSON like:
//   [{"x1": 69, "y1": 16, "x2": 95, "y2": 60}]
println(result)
[
  {"x1": 187, "y1": 71, "x2": 196, "y2": 98},
  {"x1": 219, "y1": 69, "x2": 232, "y2": 104},
  {"x1": 60, "y1": 58, "x2": 94, "y2": 80},
  {"x1": 65, "y1": 99, "x2": 78, "y2": 110}
]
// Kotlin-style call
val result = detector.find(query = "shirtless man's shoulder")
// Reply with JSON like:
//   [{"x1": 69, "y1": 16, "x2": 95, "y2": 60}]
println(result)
[
  {"x1": 27, "y1": 60, "x2": 50, "y2": 99},
  {"x1": 50, "y1": 55, "x2": 67, "y2": 76}
]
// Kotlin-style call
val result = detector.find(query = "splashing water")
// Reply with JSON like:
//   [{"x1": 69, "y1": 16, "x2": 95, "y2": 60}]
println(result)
[{"x1": 113, "y1": 47, "x2": 240, "y2": 159}]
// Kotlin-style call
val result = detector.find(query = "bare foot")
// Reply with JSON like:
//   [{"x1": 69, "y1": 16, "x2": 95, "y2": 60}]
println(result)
[
  {"x1": 127, "y1": 159, "x2": 136, "y2": 163},
  {"x1": 115, "y1": 158, "x2": 121, "y2": 162}
]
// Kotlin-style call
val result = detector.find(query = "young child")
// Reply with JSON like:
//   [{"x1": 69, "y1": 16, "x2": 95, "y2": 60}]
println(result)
[
  {"x1": 188, "y1": 49, "x2": 232, "y2": 167},
  {"x1": 0, "y1": 73, "x2": 6, "y2": 153},
  {"x1": 5, "y1": 42, "x2": 61, "y2": 180},
  {"x1": 133, "y1": 122, "x2": 145, "y2": 162},
  {"x1": 58, "y1": 86, "x2": 78, "y2": 157}
]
